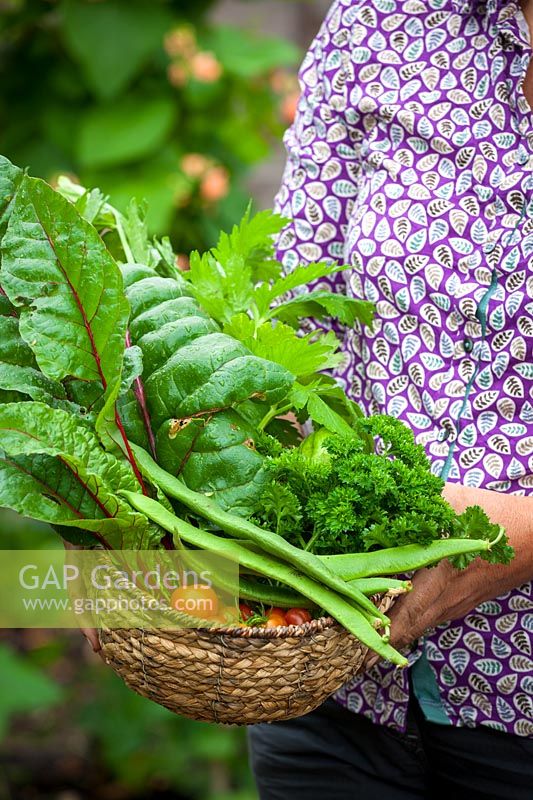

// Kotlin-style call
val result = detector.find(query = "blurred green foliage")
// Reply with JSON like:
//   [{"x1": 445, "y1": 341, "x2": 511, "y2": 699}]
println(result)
[
  {"x1": 0, "y1": 511, "x2": 257, "y2": 798},
  {"x1": 0, "y1": 0, "x2": 299, "y2": 252},
  {"x1": 0, "y1": 642, "x2": 64, "y2": 739}
]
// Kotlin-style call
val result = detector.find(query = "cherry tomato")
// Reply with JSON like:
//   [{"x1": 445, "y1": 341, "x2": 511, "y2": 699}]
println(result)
[
  {"x1": 239, "y1": 603, "x2": 254, "y2": 621},
  {"x1": 170, "y1": 585, "x2": 220, "y2": 620},
  {"x1": 265, "y1": 608, "x2": 287, "y2": 628},
  {"x1": 285, "y1": 608, "x2": 313, "y2": 626},
  {"x1": 265, "y1": 613, "x2": 287, "y2": 628},
  {"x1": 220, "y1": 606, "x2": 240, "y2": 626}
]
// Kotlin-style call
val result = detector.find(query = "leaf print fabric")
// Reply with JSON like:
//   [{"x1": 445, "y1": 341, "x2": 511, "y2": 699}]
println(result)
[{"x1": 275, "y1": 0, "x2": 533, "y2": 737}]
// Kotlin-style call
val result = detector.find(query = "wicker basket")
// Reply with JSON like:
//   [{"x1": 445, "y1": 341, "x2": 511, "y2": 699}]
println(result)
[{"x1": 99, "y1": 594, "x2": 394, "y2": 726}]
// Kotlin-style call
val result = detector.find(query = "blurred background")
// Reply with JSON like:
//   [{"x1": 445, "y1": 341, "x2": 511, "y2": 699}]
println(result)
[{"x1": 0, "y1": 1, "x2": 330, "y2": 798}]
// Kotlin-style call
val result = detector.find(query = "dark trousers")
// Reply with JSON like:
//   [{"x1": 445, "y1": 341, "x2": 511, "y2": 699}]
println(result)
[{"x1": 248, "y1": 696, "x2": 533, "y2": 800}]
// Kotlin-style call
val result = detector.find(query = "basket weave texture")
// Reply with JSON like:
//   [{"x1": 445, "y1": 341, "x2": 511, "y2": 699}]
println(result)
[{"x1": 99, "y1": 594, "x2": 394, "y2": 726}]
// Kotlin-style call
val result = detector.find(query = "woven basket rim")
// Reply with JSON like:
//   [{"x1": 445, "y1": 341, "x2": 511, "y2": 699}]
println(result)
[
  {"x1": 99, "y1": 614, "x2": 342, "y2": 641},
  {"x1": 196, "y1": 614, "x2": 338, "y2": 638}
]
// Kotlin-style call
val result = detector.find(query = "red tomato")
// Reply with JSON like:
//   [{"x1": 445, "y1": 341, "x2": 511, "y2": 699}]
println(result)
[
  {"x1": 239, "y1": 603, "x2": 254, "y2": 621},
  {"x1": 285, "y1": 608, "x2": 313, "y2": 626},
  {"x1": 170, "y1": 585, "x2": 220, "y2": 620}
]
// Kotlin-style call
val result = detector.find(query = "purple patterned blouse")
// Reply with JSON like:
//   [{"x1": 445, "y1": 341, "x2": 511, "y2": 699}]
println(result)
[{"x1": 274, "y1": 0, "x2": 533, "y2": 737}]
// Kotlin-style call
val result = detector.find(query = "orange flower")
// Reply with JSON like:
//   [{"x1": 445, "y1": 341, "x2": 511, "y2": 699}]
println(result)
[
  {"x1": 200, "y1": 166, "x2": 230, "y2": 203},
  {"x1": 181, "y1": 153, "x2": 210, "y2": 179},
  {"x1": 190, "y1": 51, "x2": 222, "y2": 83},
  {"x1": 270, "y1": 68, "x2": 295, "y2": 94},
  {"x1": 167, "y1": 62, "x2": 187, "y2": 87},
  {"x1": 164, "y1": 27, "x2": 197, "y2": 59},
  {"x1": 281, "y1": 91, "x2": 300, "y2": 124}
]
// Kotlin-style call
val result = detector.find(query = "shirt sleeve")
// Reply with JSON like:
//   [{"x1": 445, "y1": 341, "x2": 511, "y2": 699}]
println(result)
[{"x1": 274, "y1": 1, "x2": 363, "y2": 334}]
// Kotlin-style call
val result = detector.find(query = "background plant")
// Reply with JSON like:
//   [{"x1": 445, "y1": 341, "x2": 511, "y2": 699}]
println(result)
[{"x1": 0, "y1": 0, "x2": 300, "y2": 253}]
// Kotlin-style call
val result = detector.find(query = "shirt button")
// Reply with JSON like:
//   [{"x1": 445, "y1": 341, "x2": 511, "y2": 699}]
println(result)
[
  {"x1": 463, "y1": 337, "x2": 474, "y2": 353},
  {"x1": 517, "y1": 151, "x2": 529, "y2": 166},
  {"x1": 483, "y1": 242, "x2": 495, "y2": 254}
]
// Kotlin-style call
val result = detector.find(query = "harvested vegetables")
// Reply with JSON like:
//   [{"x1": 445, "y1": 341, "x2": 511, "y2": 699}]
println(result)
[{"x1": 0, "y1": 156, "x2": 514, "y2": 668}]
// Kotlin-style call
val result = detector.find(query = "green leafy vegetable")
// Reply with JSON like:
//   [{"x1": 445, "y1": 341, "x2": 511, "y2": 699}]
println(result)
[
  {"x1": 251, "y1": 415, "x2": 511, "y2": 565},
  {"x1": 2, "y1": 176, "x2": 129, "y2": 394},
  {"x1": 0, "y1": 402, "x2": 161, "y2": 549}
]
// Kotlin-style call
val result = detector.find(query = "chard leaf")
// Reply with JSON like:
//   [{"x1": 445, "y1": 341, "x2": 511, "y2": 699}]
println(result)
[
  {"x1": 120, "y1": 346, "x2": 144, "y2": 395},
  {"x1": 145, "y1": 332, "x2": 293, "y2": 424},
  {"x1": 0, "y1": 363, "x2": 66, "y2": 404},
  {"x1": 0, "y1": 156, "x2": 24, "y2": 242},
  {"x1": 0, "y1": 269, "x2": 66, "y2": 405},
  {"x1": 0, "y1": 402, "x2": 161, "y2": 549},
  {"x1": 155, "y1": 410, "x2": 268, "y2": 516},
  {"x1": 1, "y1": 176, "x2": 129, "y2": 394},
  {"x1": 123, "y1": 270, "x2": 293, "y2": 513}
]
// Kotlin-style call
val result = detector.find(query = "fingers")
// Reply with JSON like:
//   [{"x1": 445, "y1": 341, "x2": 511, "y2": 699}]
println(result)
[
  {"x1": 387, "y1": 594, "x2": 426, "y2": 650},
  {"x1": 81, "y1": 627, "x2": 102, "y2": 653},
  {"x1": 364, "y1": 651, "x2": 381, "y2": 671}
]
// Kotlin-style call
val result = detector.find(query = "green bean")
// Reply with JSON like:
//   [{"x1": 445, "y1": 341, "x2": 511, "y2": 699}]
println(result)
[
  {"x1": 130, "y1": 445, "x2": 390, "y2": 624},
  {"x1": 238, "y1": 577, "x2": 314, "y2": 608},
  {"x1": 181, "y1": 548, "x2": 315, "y2": 608},
  {"x1": 320, "y1": 538, "x2": 493, "y2": 580},
  {"x1": 123, "y1": 491, "x2": 407, "y2": 667},
  {"x1": 351, "y1": 578, "x2": 412, "y2": 596}
]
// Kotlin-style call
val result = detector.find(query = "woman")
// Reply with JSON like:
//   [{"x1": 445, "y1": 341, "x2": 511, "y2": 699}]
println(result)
[{"x1": 248, "y1": 1, "x2": 533, "y2": 798}]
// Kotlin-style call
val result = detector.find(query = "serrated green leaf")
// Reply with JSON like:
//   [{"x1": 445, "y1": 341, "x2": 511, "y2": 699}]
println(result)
[
  {"x1": 122, "y1": 199, "x2": 159, "y2": 268},
  {"x1": 223, "y1": 317, "x2": 343, "y2": 378},
  {"x1": 289, "y1": 383, "x2": 355, "y2": 437},
  {"x1": 187, "y1": 208, "x2": 288, "y2": 323},
  {"x1": 274, "y1": 290, "x2": 374, "y2": 328},
  {"x1": 265, "y1": 263, "x2": 345, "y2": 307},
  {"x1": 306, "y1": 392, "x2": 355, "y2": 437},
  {"x1": 56, "y1": 176, "x2": 109, "y2": 225}
]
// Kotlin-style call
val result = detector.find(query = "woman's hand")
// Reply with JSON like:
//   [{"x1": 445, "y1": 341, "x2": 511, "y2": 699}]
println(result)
[
  {"x1": 365, "y1": 482, "x2": 533, "y2": 668},
  {"x1": 387, "y1": 557, "x2": 515, "y2": 651},
  {"x1": 79, "y1": 625, "x2": 102, "y2": 653}
]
